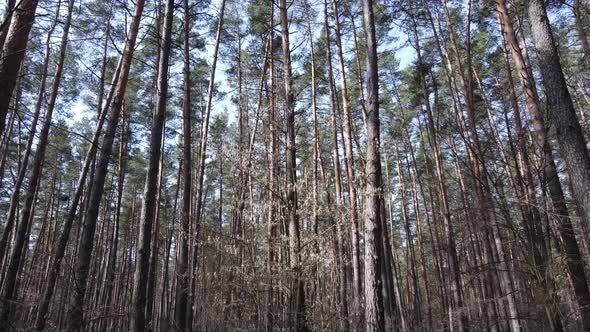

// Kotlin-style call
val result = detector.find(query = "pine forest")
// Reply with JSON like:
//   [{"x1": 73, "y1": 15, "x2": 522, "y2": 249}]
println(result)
[{"x1": 0, "y1": 0, "x2": 590, "y2": 330}]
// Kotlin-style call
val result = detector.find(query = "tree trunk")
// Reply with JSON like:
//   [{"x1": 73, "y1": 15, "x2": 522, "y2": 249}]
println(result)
[
  {"x1": 573, "y1": 0, "x2": 590, "y2": 70},
  {"x1": 322, "y1": 1, "x2": 350, "y2": 328},
  {"x1": 0, "y1": 0, "x2": 74, "y2": 326},
  {"x1": 266, "y1": 2, "x2": 277, "y2": 329},
  {"x1": 0, "y1": 1, "x2": 60, "y2": 264},
  {"x1": 99, "y1": 114, "x2": 128, "y2": 331},
  {"x1": 175, "y1": 0, "x2": 192, "y2": 329},
  {"x1": 0, "y1": 0, "x2": 40, "y2": 138},
  {"x1": 0, "y1": 92, "x2": 18, "y2": 190},
  {"x1": 35, "y1": 34, "x2": 121, "y2": 331},
  {"x1": 279, "y1": 0, "x2": 307, "y2": 330},
  {"x1": 527, "y1": 0, "x2": 590, "y2": 231},
  {"x1": 331, "y1": 0, "x2": 362, "y2": 306},
  {"x1": 67, "y1": 0, "x2": 145, "y2": 329},
  {"x1": 527, "y1": 0, "x2": 590, "y2": 327},
  {"x1": 361, "y1": 0, "x2": 386, "y2": 330},
  {"x1": 407, "y1": 2, "x2": 465, "y2": 329},
  {"x1": 0, "y1": 0, "x2": 16, "y2": 49},
  {"x1": 146, "y1": 115, "x2": 166, "y2": 328},
  {"x1": 187, "y1": 2, "x2": 225, "y2": 328},
  {"x1": 131, "y1": 0, "x2": 173, "y2": 329}
]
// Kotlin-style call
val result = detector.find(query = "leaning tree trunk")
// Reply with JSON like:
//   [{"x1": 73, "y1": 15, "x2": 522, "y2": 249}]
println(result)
[
  {"x1": 527, "y1": 0, "x2": 590, "y2": 242},
  {"x1": 0, "y1": 0, "x2": 40, "y2": 138},
  {"x1": 0, "y1": 1, "x2": 60, "y2": 264},
  {"x1": 497, "y1": 1, "x2": 590, "y2": 328},
  {"x1": 526, "y1": 1, "x2": 590, "y2": 328},
  {"x1": 573, "y1": 0, "x2": 590, "y2": 70},
  {"x1": 0, "y1": 0, "x2": 16, "y2": 49},
  {"x1": 35, "y1": 47, "x2": 121, "y2": 332},
  {"x1": 67, "y1": 0, "x2": 146, "y2": 329},
  {"x1": 0, "y1": 0, "x2": 75, "y2": 326}
]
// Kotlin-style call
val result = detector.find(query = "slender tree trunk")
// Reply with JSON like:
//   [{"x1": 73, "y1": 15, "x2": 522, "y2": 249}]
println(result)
[
  {"x1": 304, "y1": 0, "x2": 319, "y2": 260},
  {"x1": 187, "y1": 2, "x2": 225, "y2": 328},
  {"x1": 331, "y1": 0, "x2": 362, "y2": 306},
  {"x1": 405, "y1": 149, "x2": 433, "y2": 330},
  {"x1": 0, "y1": 0, "x2": 60, "y2": 263},
  {"x1": 131, "y1": 0, "x2": 173, "y2": 329},
  {"x1": 93, "y1": 116, "x2": 115, "y2": 325},
  {"x1": 266, "y1": 2, "x2": 276, "y2": 329},
  {"x1": 67, "y1": 0, "x2": 145, "y2": 329},
  {"x1": 346, "y1": 4, "x2": 368, "y2": 125},
  {"x1": 0, "y1": 0, "x2": 74, "y2": 326},
  {"x1": 322, "y1": 1, "x2": 350, "y2": 328},
  {"x1": 407, "y1": 3, "x2": 465, "y2": 329},
  {"x1": 176, "y1": 0, "x2": 192, "y2": 329},
  {"x1": 393, "y1": 144, "x2": 421, "y2": 328},
  {"x1": 35, "y1": 36, "x2": 121, "y2": 331},
  {"x1": 361, "y1": 0, "x2": 386, "y2": 330},
  {"x1": 99, "y1": 114, "x2": 128, "y2": 331},
  {"x1": 279, "y1": 0, "x2": 307, "y2": 330}
]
